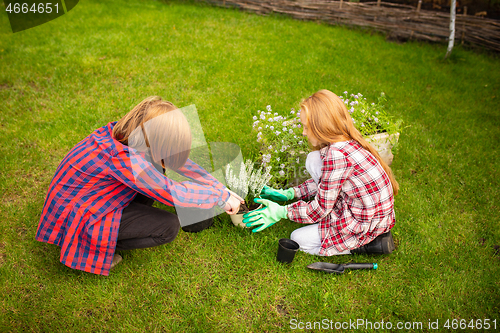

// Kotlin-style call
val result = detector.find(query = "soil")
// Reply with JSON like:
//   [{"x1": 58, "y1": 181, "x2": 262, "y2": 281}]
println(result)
[{"x1": 237, "y1": 201, "x2": 261, "y2": 214}]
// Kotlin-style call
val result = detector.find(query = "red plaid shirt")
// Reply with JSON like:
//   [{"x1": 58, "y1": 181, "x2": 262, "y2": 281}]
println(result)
[
  {"x1": 36, "y1": 122, "x2": 229, "y2": 276},
  {"x1": 287, "y1": 141, "x2": 395, "y2": 254}
]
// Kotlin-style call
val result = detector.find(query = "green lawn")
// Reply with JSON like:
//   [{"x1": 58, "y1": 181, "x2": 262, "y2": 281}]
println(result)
[{"x1": 1, "y1": 0, "x2": 499, "y2": 331}]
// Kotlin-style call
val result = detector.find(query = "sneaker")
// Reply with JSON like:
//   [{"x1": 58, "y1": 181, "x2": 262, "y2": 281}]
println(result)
[
  {"x1": 351, "y1": 231, "x2": 395, "y2": 254},
  {"x1": 110, "y1": 254, "x2": 122, "y2": 269}
]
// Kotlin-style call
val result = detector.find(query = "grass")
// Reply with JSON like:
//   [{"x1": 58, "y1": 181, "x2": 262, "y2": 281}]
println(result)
[{"x1": 1, "y1": 0, "x2": 499, "y2": 331}]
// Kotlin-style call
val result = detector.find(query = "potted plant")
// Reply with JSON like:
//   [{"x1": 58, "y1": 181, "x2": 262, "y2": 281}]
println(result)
[
  {"x1": 224, "y1": 159, "x2": 272, "y2": 228},
  {"x1": 340, "y1": 91, "x2": 402, "y2": 166},
  {"x1": 252, "y1": 105, "x2": 309, "y2": 189}
]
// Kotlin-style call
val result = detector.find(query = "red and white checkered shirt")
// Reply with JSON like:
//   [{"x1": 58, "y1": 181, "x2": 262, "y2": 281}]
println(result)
[{"x1": 287, "y1": 141, "x2": 395, "y2": 255}]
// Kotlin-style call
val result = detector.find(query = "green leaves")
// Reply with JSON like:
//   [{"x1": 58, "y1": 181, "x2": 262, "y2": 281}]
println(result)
[{"x1": 342, "y1": 91, "x2": 402, "y2": 137}]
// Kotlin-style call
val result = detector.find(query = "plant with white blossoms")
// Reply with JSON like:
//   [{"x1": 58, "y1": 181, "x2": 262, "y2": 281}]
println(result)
[
  {"x1": 252, "y1": 105, "x2": 309, "y2": 188},
  {"x1": 340, "y1": 91, "x2": 402, "y2": 137},
  {"x1": 225, "y1": 159, "x2": 272, "y2": 210}
]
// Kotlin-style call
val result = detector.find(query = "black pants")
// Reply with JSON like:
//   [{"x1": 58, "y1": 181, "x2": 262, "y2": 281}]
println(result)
[{"x1": 116, "y1": 193, "x2": 180, "y2": 251}]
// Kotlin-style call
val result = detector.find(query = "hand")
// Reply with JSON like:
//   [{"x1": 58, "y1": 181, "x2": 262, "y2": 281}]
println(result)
[
  {"x1": 242, "y1": 198, "x2": 287, "y2": 232},
  {"x1": 260, "y1": 185, "x2": 295, "y2": 202},
  {"x1": 224, "y1": 194, "x2": 242, "y2": 215},
  {"x1": 227, "y1": 189, "x2": 245, "y2": 204}
]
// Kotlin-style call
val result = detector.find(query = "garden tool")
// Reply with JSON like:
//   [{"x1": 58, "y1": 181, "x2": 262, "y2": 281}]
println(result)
[{"x1": 307, "y1": 262, "x2": 377, "y2": 274}]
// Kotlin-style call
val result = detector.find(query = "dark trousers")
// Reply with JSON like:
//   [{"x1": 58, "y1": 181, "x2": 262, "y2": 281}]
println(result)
[{"x1": 116, "y1": 193, "x2": 180, "y2": 251}]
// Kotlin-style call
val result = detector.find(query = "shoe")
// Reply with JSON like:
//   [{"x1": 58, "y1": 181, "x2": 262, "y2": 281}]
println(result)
[
  {"x1": 351, "y1": 231, "x2": 395, "y2": 254},
  {"x1": 110, "y1": 254, "x2": 122, "y2": 269}
]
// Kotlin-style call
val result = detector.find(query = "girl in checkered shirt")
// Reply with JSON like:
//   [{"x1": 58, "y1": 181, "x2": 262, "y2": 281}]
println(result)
[{"x1": 244, "y1": 90, "x2": 399, "y2": 256}]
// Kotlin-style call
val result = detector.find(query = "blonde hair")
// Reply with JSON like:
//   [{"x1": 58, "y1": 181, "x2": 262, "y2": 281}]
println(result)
[
  {"x1": 113, "y1": 96, "x2": 192, "y2": 171},
  {"x1": 300, "y1": 90, "x2": 399, "y2": 195}
]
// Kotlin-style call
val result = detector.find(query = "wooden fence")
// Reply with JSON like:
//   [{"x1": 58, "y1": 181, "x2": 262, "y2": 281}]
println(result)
[{"x1": 204, "y1": 0, "x2": 500, "y2": 52}]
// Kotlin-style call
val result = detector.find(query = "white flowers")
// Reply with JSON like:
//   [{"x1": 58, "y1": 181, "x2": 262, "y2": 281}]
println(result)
[
  {"x1": 341, "y1": 90, "x2": 401, "y2": 137},
  {"x1": 262, "y1": 153, "x2": 271, "y2": 164},
  {"x1": 225, "y1": 159, "x2": 272, "y2": 199},
  {"x1": 252, "y1": 104, "x2": 309, "y2": 185},
  {"x1": 225, "y1": 161, "x2": 249, "y2": 199},
  {"x1": 280, "y1": 145, "x2": 289, "y2": 152}
]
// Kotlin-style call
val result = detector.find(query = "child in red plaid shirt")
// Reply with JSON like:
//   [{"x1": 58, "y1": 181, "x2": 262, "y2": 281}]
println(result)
[
  {"x1": 37, "y1": 97, "x2": 243, "y2": 275},
  {"x1": 244, "y1": 90, "x2": 399, "y2": 256}
]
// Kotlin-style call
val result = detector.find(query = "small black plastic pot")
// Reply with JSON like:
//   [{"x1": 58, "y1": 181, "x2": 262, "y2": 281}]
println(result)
[{"x1": 277, "y1": 238, "x2": 300, "y2": 264}]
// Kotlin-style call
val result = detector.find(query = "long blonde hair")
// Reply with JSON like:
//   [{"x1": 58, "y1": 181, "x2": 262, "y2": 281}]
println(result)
[
  {"x1": 301, "y1": 90, "x2": 399, "y2": 195},
  {"x1": 113, "y1": 96, "x2": 192, "y2": 171}
]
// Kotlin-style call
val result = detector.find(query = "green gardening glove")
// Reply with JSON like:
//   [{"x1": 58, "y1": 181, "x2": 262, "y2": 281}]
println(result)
[
  {"x1": 260, "y1": 185, "x2": 295, "y2": 202},
  {"x1": 242, "y1": 198, "x2": 288, "y2": 233}
]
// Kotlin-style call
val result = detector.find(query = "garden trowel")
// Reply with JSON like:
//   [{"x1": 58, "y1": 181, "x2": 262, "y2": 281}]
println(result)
[{"x1": 307, "y1": 262, "x2": 377, "y2": 274}]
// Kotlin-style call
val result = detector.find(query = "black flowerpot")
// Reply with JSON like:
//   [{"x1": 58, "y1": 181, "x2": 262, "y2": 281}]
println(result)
[{"x1": 276, "y1": 238, "x2": 300, "y2": 263}]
